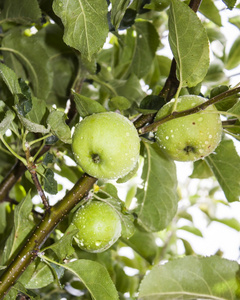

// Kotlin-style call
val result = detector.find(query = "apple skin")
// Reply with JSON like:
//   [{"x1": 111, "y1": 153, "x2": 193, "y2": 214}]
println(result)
[
  {"x1": 72, "y1": 201, "x2": 122, "y2": 253},
  {"x1": 72, "y1": 112, "x2": 140, "y2": 180},
  {"x1": 155, "y1": 95, "x2": 222, "y2": 161}
]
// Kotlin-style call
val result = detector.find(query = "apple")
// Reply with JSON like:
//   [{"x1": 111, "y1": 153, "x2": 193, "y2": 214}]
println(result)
[
  {"x1": 155, "y1": 95, "x2": 222, "y2": 161},
  {"x1": 72, "y1": 201, "x2": 122, "y2": 253},
  {"x1": 72, "y1": 112, "x2": 140, "y2": 179}
]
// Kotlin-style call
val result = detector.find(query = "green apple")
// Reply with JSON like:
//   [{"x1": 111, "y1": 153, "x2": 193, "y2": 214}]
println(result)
[
  {"x1": 155, "y1": 95, "x2": 222, "y2": 161},
  {"x1": 72, "y1": 201, "x2": 122, "y2": 253},
  {"x1": 72, "y1": 112, "x2": 140, "y2": 179}
]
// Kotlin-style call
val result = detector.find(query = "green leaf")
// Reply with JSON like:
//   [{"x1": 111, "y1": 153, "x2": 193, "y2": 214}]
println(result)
[
  {"x1": 144, "y1": 0, "x2": 170, "y2": 11},
  {"x1": 168, "y1": 0, "x2": 209, "y2": 87},
  {"x1": 49, "y1": 259, "x2": 119, "y2": 300},
  {"x1": 135, "y1": 142, "x2": 178, "y2": 232},
  {"x1": 25, "y1": 96, "x2": 48, "y2": 124},
  {"x1": 0, "y1": 0, "x2": 41, "y2": 25},
  {"x1": 0, "y1": 63, "x2": 21, "y2": 95},
  {"x1": 111, "y1": 0, "x2": 131, "y2": 29},
  {"x1": 205, "y1": 139, "x2": 240, "y2": 202},
  {"x1": 44, "y1": 227, "x2": 79, "y2": 261},
  {"x1": 1, "y1": 192, "x2": 35, "y2": 265},
  {"x1": 189, "y1": 160, "x2": 213, "y2": 179},
  {"x1": 226, "y1": 36, "x2": 240, "y2": 70},
  {"x1": 228, "y1": 101, "x2": 240, "y2": 120},
  {"x1": 127, "y1": 21, "x2": 159, "y2": 79},
  {"x1": 222, "y1": 0, "x2": 237, "y2": 9},
  {"x1": 229, "y1": 16, "x2": 240, "y2": 30},
  {"x1": 178, "y1": 225, "x2": 203, "y2": 237},
  {"x1": 19, "y1": 260, "x2": 55, "y2": 289},
  {"x1": 16, "y1": 112, "x2": 50, "y2": 134},
  {"x1": 212, "y1": 217, "x2": 240, "y2": 231},
  {"x1": 108, "y1": 96, "x2": 131, "y2": 111},
  {"x1": 0, "y1": 109, "x2": 15, "y2": 136},
  {"x1": 122, "y1": 227, "x2": 159, "y2": 264},
  {"x1": 73, "y1": 92, "x2": 106, "y2": 118},
  {"x1": 47, "y1": 110, "x2": 72, "y2": 144},
  {"x1": 52, "y1": 0, "x2": 109, "y2": 61},
  {"x1": 199, "y1": 0, "x2": 222, "y2": 26},
  {"x1": 2, "y1": 28, "x2": 53, "y2": 99},
  {"x1": 43, "y1": 168, "x2": 58, "y2": 195},
  {"x1": 138, "y1": 256, "x2": 240, "y2": 299}
]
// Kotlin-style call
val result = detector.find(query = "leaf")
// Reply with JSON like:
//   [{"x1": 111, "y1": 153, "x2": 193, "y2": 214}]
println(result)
[
  {"x1": 178, "y1": 225, "x2": 203, "y2": 237},
  {"x1": 135, "y1": 142, "x2": 178, "y2": 232},
  {"x1": 47, "y1": 110, "x2": 72, "y2": 144},
  {"x1": 52, "y1": 0, "x2": 109, "y2": 60},
  {"x1": 127, "y1": 21, "x2": 159, "y2": 79},
  {"x1": 73, "y1": 92, "x2": 106, "y2": 118},
  {"x1": 122, "y1": 227, "x2": 159, "y2": 264},
  {"x1": 0, "y1": 110, "x2": 15, "y2": 136},
  {"x1": 144, "y1": 0, "x2": 170, "y2": 11},
  {"x1": 49, "y1": 259, "x2": 119, "y2": 300},
  {"x1": 222, "y1": 0, "x2": 237, "y2": 9},
  {"x1": 2, "y1": 28, "x2": 53, "y2": 99},
  {"x1": 25, "y1": 96, "x2": 48, "y2": 124},
  {"x1": 199, "y1": 0, "x2": 222, "y2": 26},
  {"x1": 228, "y1": 101, "x2": 240, "y2": 120},
  {"x1": 212, "y1": 217, "x2": 240, "y2": 231},
  {"x1": 43, "y1": 168, "x2": 58, "y2": 195},
  {"x1": 108, "y1": 96, "x2": 131, "y2": 111},
  {"x1": 111, "y1": 0, "x2": 131, "y2": 29},
  {"x1": 0, "y1": 0, "x2": 41, "y2": 25},
  {"x1": 44, "y1": 227, "x2": 79, "y2": 261},
  {"x1": 168, "y1": 0, "x2": 209, "y2": 87},
  {"x1": 16, "y1": 112, "x2": 50, "y2": 134},
  {"x1": 205, "y1": 139, "x2": 240, "y2": 202},
  {"x1": 1, "y1": 192, "x2": 35, "y2": 265},
  {"x1": 229, "y1": 16, "x2": 240, "y2": 30},
  {"x1": 0, "y1": 63, "x2": 21, "y2": 95},
  {"x1": 226, "y1": 36, "x2": 240, "y2": 70},
  {"x1": 19, "y1": 260, "x2": 55, "y2": 289},
  {"x1": 138, "y1": 256, "x2": 240, "y2": 300},
  {"x1": 189, "y1": 160, "x2": 213, "y2": 179}
]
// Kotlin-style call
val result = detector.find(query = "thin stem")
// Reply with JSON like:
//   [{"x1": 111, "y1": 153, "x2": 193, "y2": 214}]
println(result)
[
  {"x1": 0, "y1": 135, "x2": 27, "y2": 166},
  {"x1": 28, "y1": 133, "x2": 53, "y2": 147},
  {"x1": 139, "y1": 86, "x2": 240, "y2": 135}
]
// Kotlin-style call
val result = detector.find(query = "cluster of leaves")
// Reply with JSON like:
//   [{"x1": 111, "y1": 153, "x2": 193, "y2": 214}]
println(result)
[{"x1": 0, "y1": 0, "x2": 240, "y2": 299}]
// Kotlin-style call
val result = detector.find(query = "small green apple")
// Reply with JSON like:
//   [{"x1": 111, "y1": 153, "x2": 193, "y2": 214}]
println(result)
[
  {"x1": 155, "y1": 95, "x2": 222, "y2": 161},
  {"x1": 72, "y1": 112, "x2": 140, "y2": 179},
  {"x1": 72, "y1": 201, "x2": 122, "y2": 253}
]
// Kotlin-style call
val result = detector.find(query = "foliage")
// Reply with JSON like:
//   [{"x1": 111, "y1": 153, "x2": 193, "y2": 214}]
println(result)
[{"x1": 0, "y1": 0, "x2": 240, "y2": 299}]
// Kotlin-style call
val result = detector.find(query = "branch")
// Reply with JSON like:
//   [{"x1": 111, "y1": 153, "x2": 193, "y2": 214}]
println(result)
[
  {"x1": 139, "y1": 86, "x2": 240, "y2": 135},
  {"x1": 0, "y1": 174, "x2": 97, "y2": 299}
]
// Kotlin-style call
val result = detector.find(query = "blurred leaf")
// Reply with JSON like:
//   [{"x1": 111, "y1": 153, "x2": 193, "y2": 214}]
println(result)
[
  {"x1": 139, "y1": 256, "x2": 240, "y2": 299},
  {"x1": 1, "y1": 192, "x2": 35, "y2": 265},
  {"x1": 180, "y1": 238, "x2": 195, "y2": 255},
  {"x1": 178, "y1": 225, "x2": 203, "y2": 237},
  {"x1": 122, "y1": 227, "x2": 159, "y2": 264},
  {"x1": 212, "y1": 217, "x2": 240, "y2": 231},
  {"x1": 222, "y1": 0, "x2": 237, "y2": 9},
  {"x1": 189, "y1": 160, "x2": 213, "y2": 179},
  {"x1": 0, "y1": 63, "x2": 21, "y2": 95},
  {"x1": 2, "y1": 28, "x2": 53, "y2": 99},
  {"x1": 43, "y1": 168, "x2": 58, "y2": 195},
  {"x1": 226, "y1": 36, "x2": 240, "y2": 70},
  {"x1": 111, "y1": 0, "x2": 131, "y2": 29},
  {"x1": 52, "y1": 0, "x2": 109, "y2": 60},
  {"x1": 206, "y1": 28, "x2": 226, "y2": 45},
  {"x1": 139, "y1": 95, "x2": 165, "y2": 114},
  {"x1": 135, "y1": 142, "x2": 178, "y2": 232},
  {"x1": 119, "y1": 9, "x2": 137, "y2": 30},
  {"x1": 0, "y1": 0, "x2": 41, "y2": 25},
  {"x1": 47, "y1": 110, "x2": 72, "y2": 144},
  {"x1": 168, "y1": 0, "x2": 209, "y2": 87},
  {"x1": 229, "y1": 15, "x2": 240, "y2": 29},
  {"x1": 109, "y1": 96, "x2": 131, "y2": 111},
  {"x1": 144, "y1": 0, "x2": 170, "y2": 11},
  {"x1": 199, "y1": 0, "x2": 222, "y2": 26},
  {"x1": 73, "y1": 92, "x2": 106, "y2": 118},
  {"x1": 50, "y1": 259, "x2": 119, "y2": 300},
  {"x1": 204, "y1": 60, "x2": 227, "y2": 85},
  {"x1": 205, "y1": 139, "x2": 240, "y2": 202}
]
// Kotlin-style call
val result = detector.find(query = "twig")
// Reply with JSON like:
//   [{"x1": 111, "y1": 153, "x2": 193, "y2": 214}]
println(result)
[{"x1": 139, "y1": 86, "x2": 240, "y2": 135}]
